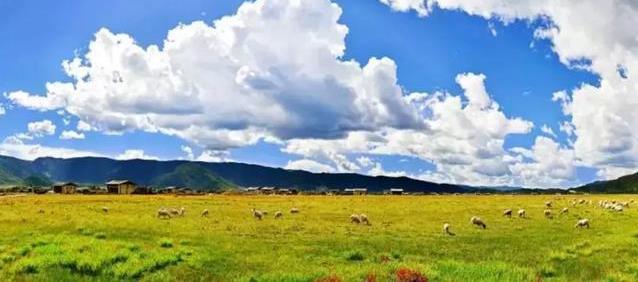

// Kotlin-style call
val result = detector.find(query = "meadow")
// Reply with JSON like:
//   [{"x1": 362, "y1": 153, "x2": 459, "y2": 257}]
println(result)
[{"x1": 1, "y1": 194, "x2": 637, "y2": 282}]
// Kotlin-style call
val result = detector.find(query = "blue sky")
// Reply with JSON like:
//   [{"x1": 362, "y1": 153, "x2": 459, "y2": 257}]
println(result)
[{"x1": 2, "y1": 0, "x2": 634, "y2": 188}]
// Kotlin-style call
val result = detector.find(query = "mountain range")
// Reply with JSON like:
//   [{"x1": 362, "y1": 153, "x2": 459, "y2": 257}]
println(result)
[{"x1": 0, "y1": 155, "x2": 635, "y2": 193}]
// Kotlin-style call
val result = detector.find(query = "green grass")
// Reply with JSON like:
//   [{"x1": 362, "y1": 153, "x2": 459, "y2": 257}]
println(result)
[{"x1": 0, "y1": 194, "x2": 637, "y2": 281}]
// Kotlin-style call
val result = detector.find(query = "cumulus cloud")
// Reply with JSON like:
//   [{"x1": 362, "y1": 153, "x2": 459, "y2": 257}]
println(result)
[
  {"x1": 181, "y1": 145, "x2": 194, "y2": 160},
  {"x1": 60, "y1": 130, "x2": 85, "y2": 140},
  {"x1": 283, "y1": 73, "x2": 559, "y2": 187},
  {"x1": 7, "y1": 0, "x2": 421, "y2": 150},
  {"x1": 27, "y1": 120, "x2": 56, "y2": 137},
  {"x1": 540, "y1": 124, "x2": 556, "y2": 138},
  {"x1": 116, "y1": 149, "x2": 159, "y2": 160},
  {"x1": 284, "y1": 159, "x2": 336, "y2": 173},
  {"x1": 0, "y1": 140, "x2": 103, "y2": 161},
  {"x1": 379, "y1": 0, "x2": 638, "y2": 179}
]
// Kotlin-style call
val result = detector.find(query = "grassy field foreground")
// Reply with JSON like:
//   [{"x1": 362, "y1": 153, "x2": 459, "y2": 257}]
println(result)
[{"x1": 1, "y1": 194, "x2": 638, "y2": 281}]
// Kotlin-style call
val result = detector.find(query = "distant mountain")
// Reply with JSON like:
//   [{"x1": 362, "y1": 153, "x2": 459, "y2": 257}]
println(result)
[
  {"x1": 152, "y1": 163, "x2": 235, "y2": 190},
  {"x1": 0, "y1": 155, "x2": 466, "y2": 193},
  {"x1": 575, "y1": 171, "x2": 638, "y2": 193}
]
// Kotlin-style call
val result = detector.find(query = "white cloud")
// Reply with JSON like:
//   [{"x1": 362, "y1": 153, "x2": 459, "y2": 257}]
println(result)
[
  {"x1": 59, "y1": 130, "x2": 85, "y2": 140},
  {"x1": 367, "y1": 162, "x2": 407, "y2": 177},
  {"x1": 356, "y1": 156, "x2": 374, "y2": 167},
  {"x1": 8, "y1": 0, "x2": 421, "y2": 151},
  {"x1": 76, "y1": 120, "x2": 93, "y2": 132},
  {"x1": 284, "y1": 159, "x2": 336, "y2": 173},
  {"x1": 379, "y1": 0, "x2": 638, "y2": 180},
  {"x1": 540, "y1": 124, "x2": 556, "y2": 138},
  {"x1": 181, "y1": 145, "x2": 194, "y2": 160},
  {"x1": 27, "y1": 120, "x2": 56, "y2": 137},
  {"x1": 116, "y1": 149, "x2": 159, "y2": 160},
  {"x1": 0, "y1": 105, "x2": 5, "y2": 116},
  {"x1": 196, "y1": 150, "x2": 229, "y2": 162},
  {"x1": 0, "y1": 140, "x2": 103, "y2": 161},
  {"x1": 283, "y1": 73, "x2": 552, "y2": 187}
]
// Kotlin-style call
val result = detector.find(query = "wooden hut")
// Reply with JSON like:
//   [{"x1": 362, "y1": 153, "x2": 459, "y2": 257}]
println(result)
[{"x1": 105, "y1": 180, "x2": 137, "y2": 194}]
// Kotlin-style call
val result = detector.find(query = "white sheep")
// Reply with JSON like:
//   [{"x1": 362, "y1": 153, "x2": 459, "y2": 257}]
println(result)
[
  {"x1": 443, "y1": 223, "x2": 455, "y2": 236},
  {"x1": 545, "y1": 201, "x2": 552, "y2": 208},
  {"x1": 274, "y1": 211, "x2": 283, "y2": 219},
  {"x1": 470, "y1": 216, "x2": 486, "y2": 229},
  {"x1": 169, "y1": 208, "x2": 180, "y2": 217},
  {"x1": 544, "y1": 209, "x2": 553, "y2": 218},
  {"x1": 560, "y1": 207, "x2": 569, "y2": 214},
  {"x1": 157, "y1": 208, "x2": 171, "y2": 219},
  {"x1": 201, "y1": 209, "x2": 209, "y2": 217},
  {"x1": 252, "y1": 208, "x2": 263, "y2": 220},
  {"x1": 350, "y1": 214, "x2": 361, "y2": 224},
  {"x1": 102, "y1": 207, "x2": 109, "y2": 213},
  {"x1": 360, "y1": 214, "x2": 370, "y2": 225},
  {"x1": 503, "y1": 209, "x2": 513, "y2": 218},
  {"x1": 578, "y1": 199, "x2": 586, "y2": 205},
  {"x1": 575, "y1": 218, "x2": 590, "y2": 228},
  {"x1": 178, "y1": 207, "x2": 186, "y2": 217},
  {"x1": 613, "y1": 205, "x2": 624, "y2": 212},
  {"x1": 517, "y1": 209, "x2": 526, "y2": 218},
  {"x1": 290, "y1": 207, "x2": 300, "y2": 214}
]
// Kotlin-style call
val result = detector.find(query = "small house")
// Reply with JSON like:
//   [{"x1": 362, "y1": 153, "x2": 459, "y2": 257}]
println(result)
[
  {"x1": 344, "y1": 188, "x2": 367, "y2": 195},
  {"x1": 260, "y1": 187, "x2": 275, "y2": 195},
  {"x1": 106, "y1": 180, "x2": 137, "y2": 194},
  {"x1": 389, "y1": 188, "x2": 404, "y2": 195},
  {"x1": 53, "y1": 182, "x2": 78, "y2": 194}
]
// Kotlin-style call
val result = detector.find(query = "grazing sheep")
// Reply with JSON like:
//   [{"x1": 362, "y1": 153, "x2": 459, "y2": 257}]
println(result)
[
  {"x1": 169, "y1": 208, "x2": 180, "y2": 217},
  {"x1": 443, "y1": 223, "x2": 455, "y2": 236},
  {"x1": 360, "y1": 214, "x2": 370, "y2": 225},
  {"x1": 252, "y1": 208, "x2": 263, "y2": 220},
  {"x1": 157, "y1": 208, "x2": 171, "y2": 219},
  {"x1": 613, "y1": 205, "x2": 624, "y2": 212},
  {"x1": 290, "y1": 207, "x2": 300, "y2": 214},
  {"x1": 545, "y1": 201, "x2": 552, "y2": 208},
  {"x1": 470, "y1": 216, "x2": 486, "y2": 229},
  {"x1": 578, "y1": 199, "x2": 586, "y2": 205},
  {"x1": 274, "y1": 211, "x2": 283, "y2": 219},
  {"x1": 201, "y1": 209, "x2": 209, "y2": 217},
  {"x1": 575, "y1": 218, "x2": 590, "y2": 228},
  {"x1": 102, "y1": 207, "x2": 109, "y2": 213},
  {"x1": 350, "y1": 214, "x2": 361, "y2": 224},
  {"x1": 560, "y1": 207, "x2": 569, "y2": 214},
  {"x1": 178, "y1": 207, "x2": 186, "y2": 217},
  {"x1": 503, "y1": 209, "x2": 513, "y2": 218},
  {"x1": 517, "y1": 209, "x2": 526, "y2": 218},
  {"x1": 544, "y1": 209, "x2": 553, "y2": 218}
]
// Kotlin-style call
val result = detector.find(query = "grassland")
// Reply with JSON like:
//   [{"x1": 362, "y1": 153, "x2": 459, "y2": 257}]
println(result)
[{"x1": 1, "y1": 194, "x2": 638, "y2": 281}]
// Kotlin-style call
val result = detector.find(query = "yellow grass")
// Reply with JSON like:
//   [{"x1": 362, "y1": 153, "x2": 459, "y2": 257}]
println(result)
[{"x1": 1, "y1": 194, "x2": 637, "y2": 281}]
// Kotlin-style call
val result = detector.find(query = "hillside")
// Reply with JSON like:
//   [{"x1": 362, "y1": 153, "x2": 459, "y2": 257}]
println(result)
[
  {"x1": 152, "y1": 163, "x2": 235, "y2": 190},
  {"x1": 575, "y1": 171, "x2": 638, "y2": 193},
  {"x1": 0, "y1": 155, "x2": 465, "y2": 193}
]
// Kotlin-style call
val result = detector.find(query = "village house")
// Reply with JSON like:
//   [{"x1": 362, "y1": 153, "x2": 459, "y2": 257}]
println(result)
[
  {"x1": 53, "y1": 182, "x2": 78, "y2": 194},
  {"x1": 105, "y1": 180, "x2": 137, "y2": 194},
  {"x1": 344, "y1": 188, "x2": 368, "y2": 195},
  {"x1": 387, "y1": 188, "x2": 404, "y2": 195}
]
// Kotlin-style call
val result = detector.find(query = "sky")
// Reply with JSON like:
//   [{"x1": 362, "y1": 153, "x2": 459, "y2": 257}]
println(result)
[{"x1": 1, "y1": 0, "x2": 636, "y2": 188}]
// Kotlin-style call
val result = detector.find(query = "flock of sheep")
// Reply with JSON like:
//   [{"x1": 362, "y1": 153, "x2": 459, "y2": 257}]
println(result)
[
  {"x1": 80, "y1": 197, "x2": 633, "y2": 236},
  {"x1": 441, "y1": 198, "x2": 634, "y2": 235}
]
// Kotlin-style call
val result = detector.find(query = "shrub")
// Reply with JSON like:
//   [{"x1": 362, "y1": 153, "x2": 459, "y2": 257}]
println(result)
[
  {"x1": 314, "y1": 275, "x2": 342, "y2": 282},
  {"x1": 396, "y1": 267, "x2": 428, "y2": 282},
  {"x1": 94, "y1": 232, "x2": 107, "y2": 239},
  {"x1": 345, "y1": 250, "x2": 364, "y2": 261},
  {"x1": 1, "y1": 255, "x2": 16, "y2": 263},
  {"x1": 159, "y1": 239, "x2": 173, "y2": 248}
]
